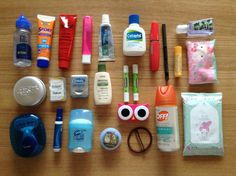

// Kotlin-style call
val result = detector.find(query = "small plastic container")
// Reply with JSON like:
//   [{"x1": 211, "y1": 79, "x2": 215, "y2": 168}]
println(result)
[
  {"x1": 13, "y1": 76, "x2": 46, "y2": 106},
  {"x1": 68, "y1": 109, "x2": 94, "y2": 153},
  {"x1": 100, "y1": 128, "x2": 122, "y2": 151}
]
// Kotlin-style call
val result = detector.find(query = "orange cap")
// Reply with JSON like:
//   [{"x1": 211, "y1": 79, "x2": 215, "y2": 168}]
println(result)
[{"x1": 155, "y1": 85, "x2": 177, "y2": 106}]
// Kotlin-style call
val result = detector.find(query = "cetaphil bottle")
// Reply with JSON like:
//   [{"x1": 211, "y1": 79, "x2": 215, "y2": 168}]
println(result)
[{"x1": 123, "y1": 14, "x2": 146, "y2": 56}]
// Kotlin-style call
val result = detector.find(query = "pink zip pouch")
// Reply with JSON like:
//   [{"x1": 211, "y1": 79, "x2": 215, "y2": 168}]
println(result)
[{"x1": 186, "y1": 40, "x2": 217, "y2": 84}]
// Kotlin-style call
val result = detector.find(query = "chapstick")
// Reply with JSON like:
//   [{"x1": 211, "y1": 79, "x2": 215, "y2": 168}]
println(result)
[
  {"x1": 174, "y1": 46, "x2": 182, "y2": 77},
  {"x1": 53, "y1": 108, "x2": 63, "y2": 152}
]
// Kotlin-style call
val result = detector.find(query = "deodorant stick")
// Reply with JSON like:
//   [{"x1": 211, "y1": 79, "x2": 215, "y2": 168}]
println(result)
[{"x1": 155, "y1": 85, "x2": 180, "y2": 152}]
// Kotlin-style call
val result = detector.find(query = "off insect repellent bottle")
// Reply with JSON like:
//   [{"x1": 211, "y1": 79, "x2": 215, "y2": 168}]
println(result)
[
  {"x1": 123, "y1": 14, "x2": 146, "y2": 56},
  {"x1": 155, "y1": 85, "x2": 180, "y2": 152}
]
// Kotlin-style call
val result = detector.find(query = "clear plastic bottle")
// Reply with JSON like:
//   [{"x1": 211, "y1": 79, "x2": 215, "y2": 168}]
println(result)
[{"x1": 13, "y1": 15, "x2": 32, "y2": 67}]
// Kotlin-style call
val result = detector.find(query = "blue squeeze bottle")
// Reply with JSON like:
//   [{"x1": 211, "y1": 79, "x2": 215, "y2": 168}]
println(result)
[{"x1": 68, "y1": 109, "x2": 94, "y2": 153}]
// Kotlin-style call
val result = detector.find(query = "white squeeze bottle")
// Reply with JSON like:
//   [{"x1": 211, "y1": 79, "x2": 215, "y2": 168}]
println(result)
[
  {"x1": 155, "y1": 85, "x2": 180, "y2": 152},
  {"x1": 123, "y1": 14, "x2": 146, "y2": 56},
  {"x1": 94, "y1": 63, "x2": 112, "y2": 105}
]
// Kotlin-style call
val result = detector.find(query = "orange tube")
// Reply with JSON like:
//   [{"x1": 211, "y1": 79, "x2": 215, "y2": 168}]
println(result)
[{"x1": 37, "y1": 14, "x2": 56, "y2": 68}]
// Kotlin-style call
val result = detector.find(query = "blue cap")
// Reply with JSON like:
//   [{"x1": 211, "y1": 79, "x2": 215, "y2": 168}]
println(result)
[
  {"x1": 129, "y1": 14, "x2": 139, "y2": 24},
  {"x1": 56, "y1": 108, "x2": 63, "y2": 121},
  {"x1": 16, "y1": 15, "x2": 32, "y2": 30},
  {"x1": 37, "y1": 59, "x2": 49, "y2": 68}
]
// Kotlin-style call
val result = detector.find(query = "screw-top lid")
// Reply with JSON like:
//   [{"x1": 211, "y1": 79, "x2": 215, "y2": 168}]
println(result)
[
  {"x1": 155, "y1": 85, "x2": 177, "y2": 106},
  {"x1": 176, "y1": 24, "x2": 188, "y2": 34},
  {"x1": 100, "y1": 128, "x2": 122, "y2": 151},
  {"x1": 102, "y1": 14, "x2": 110, "y2": 24},
  {"x1": 98, "y1": 63, "x2": 106, "y2": 72},
  {"x1": 129, "y1": 14, "x2": 139, "y2": 24},
  {"x1": 16, "y1": 15, "x2": 32, "y2": 30}
]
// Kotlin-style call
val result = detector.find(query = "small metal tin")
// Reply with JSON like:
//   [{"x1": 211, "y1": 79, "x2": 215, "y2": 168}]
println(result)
[
  {"x1": 100, "y1": 128, "x2": 122, "y2": 151},
  {"x1": 13, "y1": 76, "x2": 46, "y2": 106},
  {"x1": 70, "y1": 75, "x2": 89, "y2": 98}
]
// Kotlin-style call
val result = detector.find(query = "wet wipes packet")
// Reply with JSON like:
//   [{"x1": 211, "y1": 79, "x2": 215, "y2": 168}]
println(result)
[
  {"x1": 186, "y1": 40, "x2": 217, "y2": 84},
  {"x1": 181, "y1": 93, "x2": 224, "y2": 156}
]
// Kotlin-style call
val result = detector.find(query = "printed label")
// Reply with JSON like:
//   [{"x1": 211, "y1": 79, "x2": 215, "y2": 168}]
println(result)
[
  {"x1": 16, "y1": 43, "x2": 32, "y2": 60},
  {"x1": 127, "y1": 30, "x2": 142, "y2": 41},
  {"x1": 73, "y1": 129, "x2": 86, "y2": 141},
  {"x1": 101, "y1": 26, "x2": 110, "y2": 56},
  {"x1": 157, "y1": 111, "x2": 169, "y2": 121},
  {"x1": 49, "y1": 78, "x2": 65, "y2": 101},
  {"x1": 103, "y1": 132, "x2": 119, "y2": 148},
  {"x1": 192, "y1": 19, "x2": 213, "y2": 31}
]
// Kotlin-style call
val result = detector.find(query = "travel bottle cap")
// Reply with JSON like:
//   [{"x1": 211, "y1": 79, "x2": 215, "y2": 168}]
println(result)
[
  {"x1": 16, "y1": 15, "x2": 32, "y2": 30},
  {"x1": 98, "y1": 63, "x2": 106, "y2": 72},
  {"x1": 155, "y1": 85, "x2": 177, "y2": 106},
  {"x1": 37, "y1": 59, "x2": 49, "y2": 68},
  {"x1": 129, "y1": 14, "x2": 139, "y2": 24},
  {"x1": 102, "y1": 14, "x2": 110, "y2": 24},
  {"x1": 176, "y1": 24, "x2": 188, "y2": 34}
]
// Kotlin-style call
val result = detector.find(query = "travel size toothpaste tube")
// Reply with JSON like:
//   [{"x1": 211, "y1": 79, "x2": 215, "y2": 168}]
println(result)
[
  {"x1": 37, "y1": 14, "x2": 56, "y2": 68},
  {"x1": 59, "y1": 14, "x2": 77, "y2": 69},
  {"x1": 176, "y1": 18, "x2": 214, "y2": 37}
]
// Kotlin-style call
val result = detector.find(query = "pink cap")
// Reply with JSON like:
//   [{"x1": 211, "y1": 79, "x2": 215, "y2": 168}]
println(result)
[{"x1": 82, "y1": 16, "x2": 92, "y2": 64}]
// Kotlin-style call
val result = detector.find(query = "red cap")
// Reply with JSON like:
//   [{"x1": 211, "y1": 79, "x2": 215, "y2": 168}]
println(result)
[
  {"x1": 155, "y1": 85, "x2": 177, "y2": 106},
  {"x1": 150, "y1": 21, "x2": 159, "y2": 41},
  {"x1": 59, "y1": 60, "x2": 70, "y2": 69}
]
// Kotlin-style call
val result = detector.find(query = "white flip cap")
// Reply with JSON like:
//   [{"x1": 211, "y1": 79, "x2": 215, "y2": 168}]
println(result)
[
  {"x1": 102, "y1": 14, "x2": 110, "y2": 24},
  {"x1": 82, "y1": 55, "x2": 91, "y2": 64},
  {"x1": 176, "y1": 24, "x2": 188, "y2": 34}
]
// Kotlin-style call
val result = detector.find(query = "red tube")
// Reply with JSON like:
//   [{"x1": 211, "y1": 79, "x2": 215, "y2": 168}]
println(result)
[{"x1": 59, "y1": 14, "x2": 77, "y2": 69}]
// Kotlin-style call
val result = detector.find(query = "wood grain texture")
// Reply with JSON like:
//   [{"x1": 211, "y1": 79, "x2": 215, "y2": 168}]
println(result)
[{"x1": 0, "y1": 0, "x2": 236, "y2": 175}]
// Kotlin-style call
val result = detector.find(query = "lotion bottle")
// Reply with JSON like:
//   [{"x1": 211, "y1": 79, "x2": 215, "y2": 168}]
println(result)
[
  {"x1": 123, "y1": 14, "x2": 146, "y2": 56},
  {"x1": 94, "y1": 63, "x2": 112, "y2": 105}
]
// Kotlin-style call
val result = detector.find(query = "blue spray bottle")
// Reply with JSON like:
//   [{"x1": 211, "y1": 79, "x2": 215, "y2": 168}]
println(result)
[{"x1": 68, "y1": 109, "x2": 94, "y2": 153}]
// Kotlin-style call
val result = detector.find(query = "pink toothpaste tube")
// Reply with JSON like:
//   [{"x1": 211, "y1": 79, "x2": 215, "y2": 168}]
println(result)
[{"x1": 82, "y1": 16, "x2": 93, "y2": 64}]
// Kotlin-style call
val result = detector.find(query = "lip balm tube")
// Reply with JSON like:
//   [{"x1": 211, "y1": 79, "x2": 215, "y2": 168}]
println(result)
[
  {"x1": 174, "y1": 46, "x2": 182, "y2": 77},
  {"x1": 132, "y1": 64, "x2": 139, "y2": 102},
  {"x1": 53, "y1": 108, "x2": 63, "y2": 152},
  {"x1": 176, "y1": 18, "x2": 214, "y2": 37},
  {"x1": 59, "y1": 14, "x2": 77, "y2": 69},
  {"x1": 82, "y1": 16, "x2": 92, "y2": 64},
  {"x1": 37, "y1": 14, "x2": 56, "y2": 68}
]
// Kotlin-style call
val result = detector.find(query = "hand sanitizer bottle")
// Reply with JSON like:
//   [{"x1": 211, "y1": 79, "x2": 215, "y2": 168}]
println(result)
[{"x1": 123, "y1": 14, "x2": 146, "y2": 56}]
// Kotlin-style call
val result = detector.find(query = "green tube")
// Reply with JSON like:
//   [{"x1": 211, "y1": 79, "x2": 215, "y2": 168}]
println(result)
[
  {"x1": 123, "y1": 65, "x2": 129, "y2": 102},
  {"x1": 132, "y1": 64, "x2": 139, "y2": 102}
]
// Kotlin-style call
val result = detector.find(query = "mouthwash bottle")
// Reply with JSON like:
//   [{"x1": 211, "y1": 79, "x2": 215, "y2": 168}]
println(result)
[
  {"x1": 123, "y1": 14, "x2": 146, "y2": 56},
  {"x1": 13, "y1": 15, "x2": 32, "y2": 67}
]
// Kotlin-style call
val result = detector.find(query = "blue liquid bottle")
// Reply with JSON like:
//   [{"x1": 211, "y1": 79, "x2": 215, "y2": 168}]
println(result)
[{"x1": 68, "y1": 109, "x2": 94, "y2": 153}]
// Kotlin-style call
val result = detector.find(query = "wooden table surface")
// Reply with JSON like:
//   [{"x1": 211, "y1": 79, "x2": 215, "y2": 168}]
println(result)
[{"x1": 0, "y1": 0, "x2": 236, "y2": 175}]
